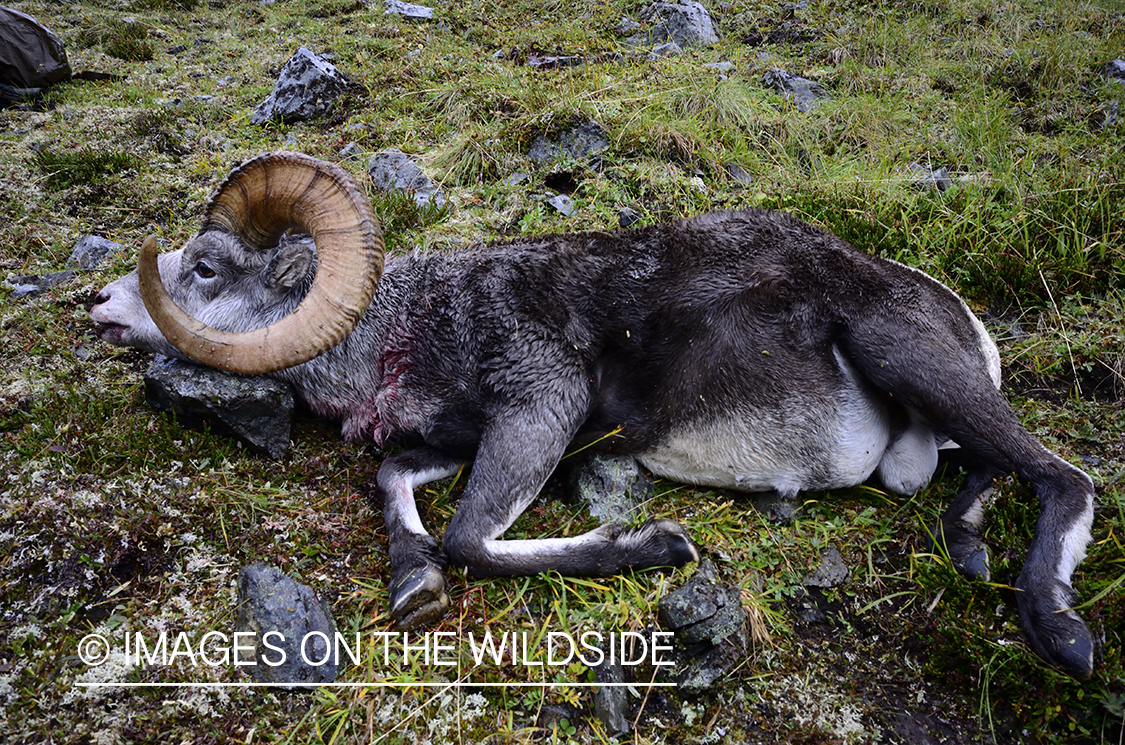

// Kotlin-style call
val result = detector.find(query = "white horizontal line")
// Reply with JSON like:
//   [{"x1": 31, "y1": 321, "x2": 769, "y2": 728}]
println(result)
[{"x1": 77, "y1": 681, "x2": 676, "y2": 688}]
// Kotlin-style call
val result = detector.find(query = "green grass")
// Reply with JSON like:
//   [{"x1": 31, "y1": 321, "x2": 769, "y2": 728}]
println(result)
[{"x1": 0, "y1": 0, "x2": 1123, "y2": 742}]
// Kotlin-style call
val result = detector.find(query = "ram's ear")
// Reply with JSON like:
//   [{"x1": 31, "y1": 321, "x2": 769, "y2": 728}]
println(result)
[{"x1": 268, "y1": 242, "x2": 315, "y2": 290}]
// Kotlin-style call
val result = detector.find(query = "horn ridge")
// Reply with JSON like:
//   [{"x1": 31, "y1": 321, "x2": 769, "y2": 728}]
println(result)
[{"x1": 138, "y1": 151, "x2": 384, "y2": 375}]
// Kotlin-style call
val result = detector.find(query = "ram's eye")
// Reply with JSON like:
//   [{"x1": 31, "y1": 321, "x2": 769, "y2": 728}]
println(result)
[{"x1": 195, "y1": 262, "x2": 216, "y2": 279}]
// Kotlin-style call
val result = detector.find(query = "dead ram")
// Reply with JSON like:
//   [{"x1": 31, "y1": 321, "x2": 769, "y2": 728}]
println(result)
[{"x1": 90, "y1": 152, "x2": 1096, "y2": 679}]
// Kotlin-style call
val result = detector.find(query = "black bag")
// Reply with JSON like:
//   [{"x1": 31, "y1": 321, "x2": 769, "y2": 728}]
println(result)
[{"x1": 0, "y1": 5, "x2": 71, "y2": 90}]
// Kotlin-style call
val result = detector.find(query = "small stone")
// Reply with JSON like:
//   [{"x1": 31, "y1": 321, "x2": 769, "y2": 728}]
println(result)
[
  {"x1": 503, "y1": 171, "x2": 529, "y2": 186},
  {"x1": 649, "y1": 41, "x2": 682, "y2": 59},
  {"x1": 909, "y1": 162, "x2": 952, "y2": 192},
  {"x1": 528, "y1": 53, "x2": 583, "y2": 69},
  {"x1": 547, "y1": 194, "x2": 575, "y2": 216},
  {"x1": 763, "y1": 67, "x2": 830, "y2": 113},
  {"x1": 752, "y1": 491, "x2": 800, "y2": 523},
  {"x1": 235, "y1": 563, "x2": 338, "y2": 687},
  {"x1": 659, "y1": 560, "x2": 747, "y2": 647},
  {"x1": 658, "y1": 560, "x2": 750, "y2": 692},
  {"x1": 367, "y1": 148, "x2": 446, "y2": 209},
  {"x1": 340, "y1": 142, "x2": 362, "y2": 160},
  {"x1": 5, "y1": 270, "x2": 77, "y2": 299},
  {"x1": 143, "y1": 355, "x2": 295, "y2": 459},
  {"x1": 251, "y1": 47, "x2": 348, "y2": 125},
  {"x1": 615, "y1": 17, "x2": 641, "y2": 35},
  {"x1": 1104, "y1": 59, "x2": 1125, "y2": 84},
  {"x1": 570, "y1": 454, "x2": 652, "y2": 523},
  {"x1": 725, "y1": 163, "x2": 753, "y2": 185},
  {"x1": 593, "y1": 654, "x2": 632, "y2": 735},
  {"x1": 803, "y1": 544, "x2": 849, "y2": 589},
  {"x1": 618, "y1": 207, "x2": 642, "y2": 228},
  {"x1": 640, "y1": 1, "x2": 719, "y2": 47},
  {"x1": 528, "y1": 120, "x2": 609, "y2": 164},
  {"x1": 68, "y1": 236, "x2": 123, "y2": 270},
  {"x1": 384, "y1": 0, "x2": 433, "y2": 20},
  {"x1": 167, "y1": 44, "x2": 187, "y2": 55},
  {"x1": 703, "y1": 60, "x2": 734, "y2": 73}
]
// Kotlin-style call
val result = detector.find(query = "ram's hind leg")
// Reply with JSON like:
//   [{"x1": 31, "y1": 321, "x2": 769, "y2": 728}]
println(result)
[
  {"x1": 842, "y1": 315, "x2": 1096, "y2": 679},
  {"x1": 931, "y1": 467, "x2": 1001, "y2": 581},
  {"x1": 375, "y1": 447, "x2": 464, "y2": 628}
]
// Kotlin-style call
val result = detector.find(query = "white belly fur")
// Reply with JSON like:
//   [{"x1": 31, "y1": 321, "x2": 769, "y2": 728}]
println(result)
[{"x1": 638, "y1": 347, "x2": 897, "y2": 495}]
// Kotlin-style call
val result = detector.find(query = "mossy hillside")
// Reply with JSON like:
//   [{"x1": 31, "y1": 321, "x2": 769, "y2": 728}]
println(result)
[{"x1": 1, "y1": 0, "x2": 1123, "y2": 742}]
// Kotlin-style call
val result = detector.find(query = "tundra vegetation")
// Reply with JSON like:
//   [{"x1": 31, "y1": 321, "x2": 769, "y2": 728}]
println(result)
[{"x1": 0, "y1": 0, "x2": 1123, "y2": 743}]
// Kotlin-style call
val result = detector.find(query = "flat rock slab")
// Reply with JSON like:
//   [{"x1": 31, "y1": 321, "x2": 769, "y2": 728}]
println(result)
[
  {"x1": 236, "y1": 562, "x2": 338, "y2": 687},
  {"x1": 1105, "y1": 59, "x2": 1125, "y2": 84},
  {"x1": 251, "y1": 47, "x2": 347, "y2": 124},
  {"x1": 368, "y1": 148, "x2": 446, "y2": 208},
  {"x1": 384, "y1": 0, "x2": 433, "y2": 20},
  {"x1": 763, "y1": 68, "x2": 830, "y2": 113},
  {"x1": 569, "y1": 453, "x2": 652, "y2": 524},
  {"x1": 658, "y1": 560, "x2": 750, "y2": 691},
  {"x1": 144, "y1": 355, "x2": 294, "y2": 459},
  {"x1": 5, "y1": 270, "x2": 77, "y2": 299},
  {"x1": 67, "y1": 235, "x2": 123, "y2": 270},
  {"x1": 803, "y1": 544, "x2": 849, "y2": 589},
  {"x1": 528, "y1": 120, "x2": 609, "y2": 164},
  {"x1": 639, "y1": 2, "x2": 719, "y2": 47}
]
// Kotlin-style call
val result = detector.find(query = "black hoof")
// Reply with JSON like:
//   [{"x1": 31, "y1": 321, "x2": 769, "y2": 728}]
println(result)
[
  {"x1": 1016, "y1": 581, "x2": 1095, "y2": 680},
  {"x1": 930, "y1": 521, "x2": 990, "y2": 582},
  {"x1": 953, "y1": 547, "x2": 990, "y2": 582},
  {"x1": 390, "y1": 563, "x2": 450, "y2": 629},
  {"x1": 388, "y1": 533, "x2": 450, "y2": 629},
  {"x1": 620, "y1": 519, "x2": 701, "y2": 569}
]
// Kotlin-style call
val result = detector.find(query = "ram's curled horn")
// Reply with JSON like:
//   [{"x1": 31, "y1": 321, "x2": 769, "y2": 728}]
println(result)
[{"x1": 137, "y1": 151, "x2": 384, "y2": 375}]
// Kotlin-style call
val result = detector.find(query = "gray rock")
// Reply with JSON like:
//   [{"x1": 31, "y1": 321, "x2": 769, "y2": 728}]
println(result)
[
  {"x1": 593, "y1": 654, "x2": 632, "y2": 735},
  {"x1": 751, "y1": 490, "x2": 800, "y2": 523},
  {"x1": 640, "y1": 2, "x2": 719, "y2": 47},
  {"x1": 528, "y1": 120, "x2": 609, "y2": 164},
  {"x1": 143, "y1": 355, "x2": 295, "y2": 459},
  {"x1": 68, "y1": 235, "x2": 123, "y2": 270},
  {"x1": 909, "y1": 162, "x2": 952, "y2": 192},
  {"x1": 367, "y1": 148, "x2": 446, "y2": 208},
  {"x1": 658, "y1": 560, "x2": 749, "y2": 692},
  {"x1": 725, "y1": 163, "x2": 753, "y2": 185},
  {"x1": 703, "y1": 60, "x2": 734, "y2": 73},
  {"x1": 618, "y1": 207, "x2": 642, "y2": 228},
  {"x1": 1093, "y1": 100, "x2": 1118, "y2": 130},
  {"x1": 384, "y1": 0, "x2": 434, "y2": 20},
  {"x1": 1105, "y1": 59, "x2": 1125, "y2": 84},
  {"x1": 547, "y1": 193, "x2": 575, "y2": 216},
  {"x1": 339, "y1": 142, "x2": 362, "y2": 160},
  {"x1": 235, "y1": 562, "x2": 338, "y2": 687},
  {"x1": 528, "y1": 52, "x2": 583, "y2": 69},
  {"x1": 5, "y1": 270, "x2": 78, "y2": 299},
  {"x1": 803, "y1": 544, "x2": 849, "y2": 588},
  {"x1": 659, "y1": 560, "x2": 746, "y2": 646},
  {"x1": 570, "y1": 454, "x2": 652, "y2": 523},
  {"x1": 251, "y1": 47, "x2": 348, "y2": 125},
  {"x1": 503, "y1": 170, "x2": 529, "y2": 186},
  {"x1": 649, "y1": 41, "x2": 683, "y2": 59},
  {"x1": 615, "y1": 17, "x2": 642, "y2": 36},
  {"x1": 763, "y1": 67, "x2": 830, "y2": 113}
]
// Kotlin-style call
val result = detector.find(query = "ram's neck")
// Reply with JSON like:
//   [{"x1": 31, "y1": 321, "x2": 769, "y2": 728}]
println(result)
[{"x1": 270, "y1": 256, "x2": 426, "y2": 445}]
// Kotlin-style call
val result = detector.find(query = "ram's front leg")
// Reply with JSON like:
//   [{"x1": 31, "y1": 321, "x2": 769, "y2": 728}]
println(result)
[
  {"x1": 441, "y1": 405, "x2": 699, "y2": 579},
  {"x1": 375, "y1": 447, "x2": 464, "y2": 628}
]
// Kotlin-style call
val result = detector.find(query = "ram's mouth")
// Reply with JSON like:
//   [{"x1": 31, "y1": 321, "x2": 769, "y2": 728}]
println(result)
[{"x1": 93, "y1": 322, "x2": 127, "y2": 343}]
